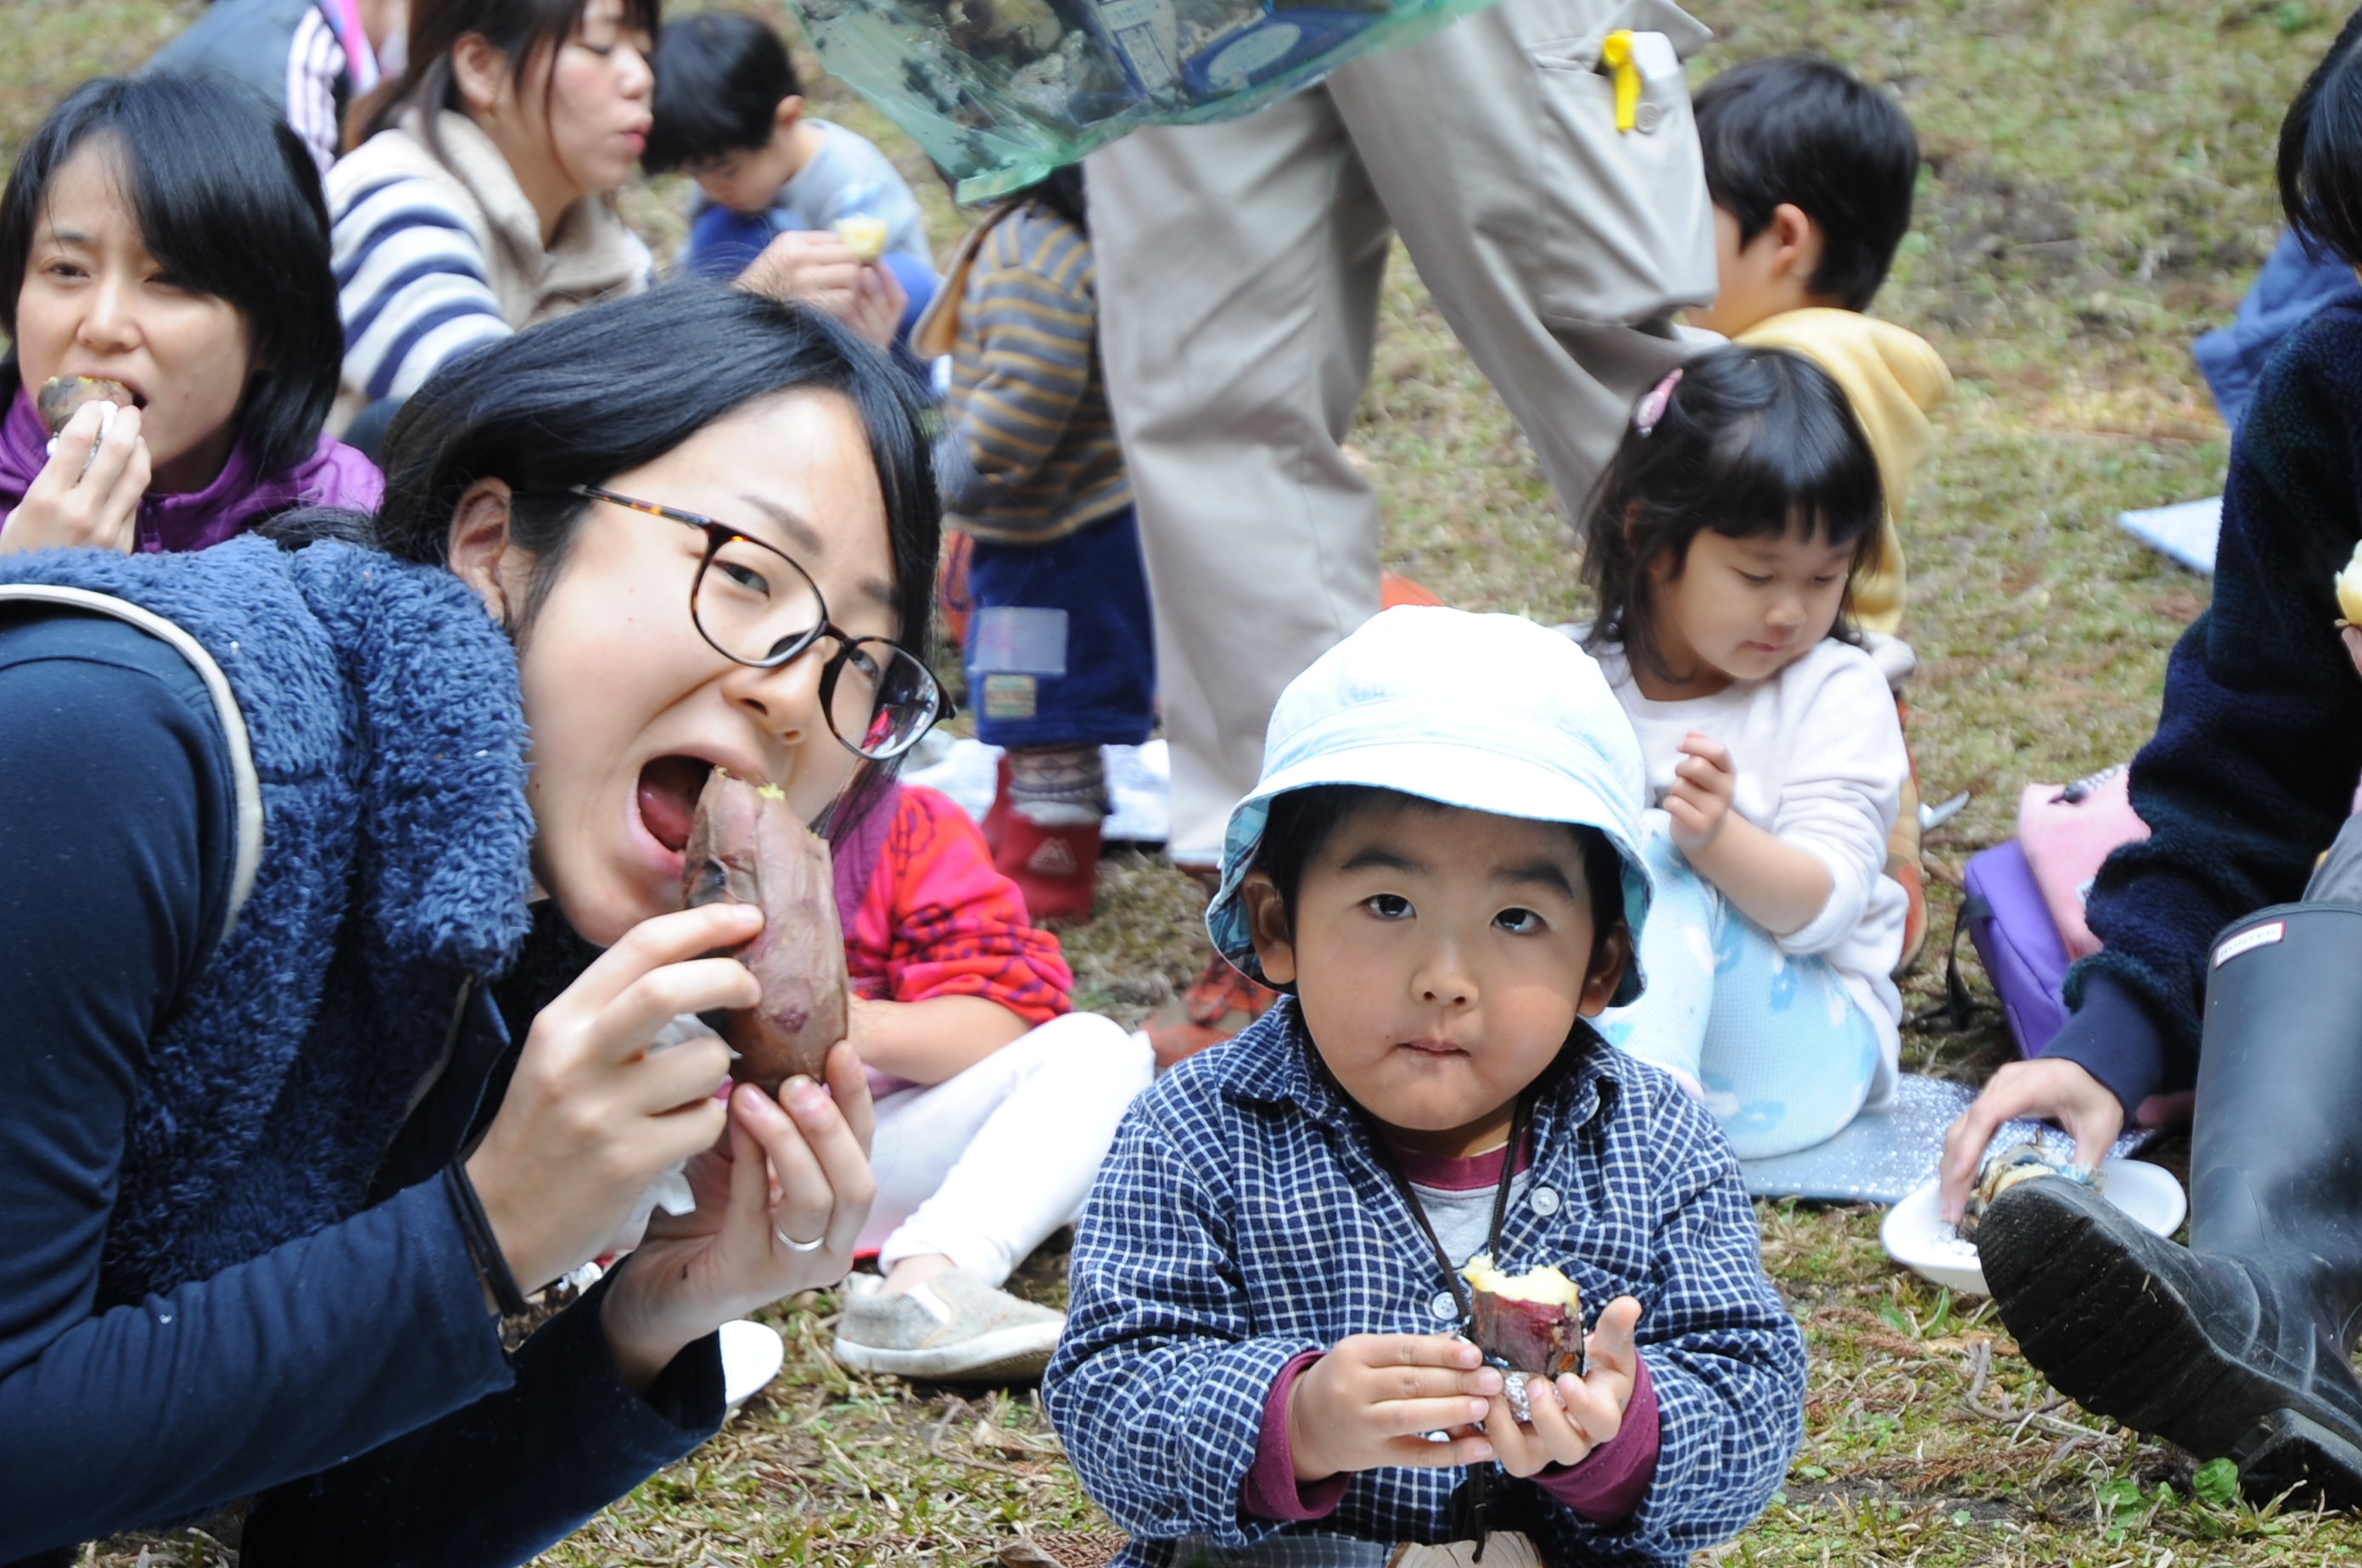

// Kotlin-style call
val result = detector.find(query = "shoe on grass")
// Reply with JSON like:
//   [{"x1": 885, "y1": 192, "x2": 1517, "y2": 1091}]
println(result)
[{"x1": 832, "y1": 1268, "x2": 1065, "y2": 1382}]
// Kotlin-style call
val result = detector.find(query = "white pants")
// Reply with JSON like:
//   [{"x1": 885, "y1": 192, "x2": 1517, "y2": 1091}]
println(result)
[
  {"x1": 1088, "y1": 0, "x2": 1716, "y2": 862},
  {"x1": 859, "y1": 1011, "x2": 1154, "y2": 1285}
]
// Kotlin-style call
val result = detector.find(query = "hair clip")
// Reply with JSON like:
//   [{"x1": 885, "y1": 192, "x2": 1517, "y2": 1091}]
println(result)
[{"x1": 1632, "y1": 367, "x2": 1683, "y2": 436}]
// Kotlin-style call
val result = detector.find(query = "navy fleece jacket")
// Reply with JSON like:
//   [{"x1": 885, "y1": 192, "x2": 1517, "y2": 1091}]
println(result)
[
  {"x1": 2051, "y1": 302, "x2": 2362, "y2": 1110},
  {"x1": 0, "y1": 609, "x2": 720, "y2": 1565}
]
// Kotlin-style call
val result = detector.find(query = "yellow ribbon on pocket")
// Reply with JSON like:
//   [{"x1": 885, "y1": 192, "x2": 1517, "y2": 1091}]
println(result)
[{"x1": 1601, "y1": 29, "x2": 1641, "y2": 133}]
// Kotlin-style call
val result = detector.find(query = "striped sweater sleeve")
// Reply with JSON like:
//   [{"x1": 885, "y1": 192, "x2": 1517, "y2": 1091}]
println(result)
[
  {"x1": 332, "y1": 176, "x2": 512, "y2": 406},
  {"x1": 949, "y1": 216, "x2": 1097, "y2": 510}
]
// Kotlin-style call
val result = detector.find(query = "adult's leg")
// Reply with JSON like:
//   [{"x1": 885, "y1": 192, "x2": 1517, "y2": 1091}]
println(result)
[
  {"x1": 1330, "y1": 0, "x2": 1710, "y2": 513},
  {"x1": 858, "y1": 1012, "x2": 1154, "y2": 1285},
  {"x1": 1089, "y1": 99, "x2": 1392, "y2": 865},
  {"x1": 1980, "y1": 841, "x2": 2362, "y2": 1504}
]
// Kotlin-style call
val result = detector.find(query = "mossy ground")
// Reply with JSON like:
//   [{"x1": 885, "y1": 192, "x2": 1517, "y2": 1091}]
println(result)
[{"x1": 18, "y1": 0, "x2": 2362, "y2": 1560}]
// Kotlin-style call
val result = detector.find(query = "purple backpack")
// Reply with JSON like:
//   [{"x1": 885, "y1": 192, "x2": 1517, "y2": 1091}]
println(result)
[{"x1": 1961, "y1": 840, "x2": 2072, "y2": 1056}]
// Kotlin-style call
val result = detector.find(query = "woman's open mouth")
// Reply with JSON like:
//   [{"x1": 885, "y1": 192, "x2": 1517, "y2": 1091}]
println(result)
[{"x1": 636, "y1": 754, "x2": 713, "y2": 854}]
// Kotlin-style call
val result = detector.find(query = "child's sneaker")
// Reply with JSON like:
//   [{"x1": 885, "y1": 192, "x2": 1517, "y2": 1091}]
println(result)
[
  {"x1": 831, "y1": 1269, "x2": 1066, "y2": 1381},
  {"x1": 1147, "y1": 950, "x2": 1280, "y2": 1070},
  {"x1": 997, "y1": 813, "x2": 1101, "y2": 921}
]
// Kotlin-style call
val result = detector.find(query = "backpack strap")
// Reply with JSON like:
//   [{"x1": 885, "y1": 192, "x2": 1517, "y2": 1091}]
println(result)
[{"x1": 0, "y1": 584, "x2": 264, "y2": 944}]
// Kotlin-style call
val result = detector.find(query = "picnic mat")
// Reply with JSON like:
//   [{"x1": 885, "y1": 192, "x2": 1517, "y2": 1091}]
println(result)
[
  {"x1": 2117, "y1": 496, "x2": 2220, "y2": 574},
  {"x1": 1739, "y1": 1072, "x2": 2156, "y2": 1204}
]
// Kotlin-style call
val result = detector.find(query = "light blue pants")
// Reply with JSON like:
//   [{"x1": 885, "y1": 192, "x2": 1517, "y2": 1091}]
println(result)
[{"x1": 1598, "y1": 812, "x2": 1884, "y2": 1160}]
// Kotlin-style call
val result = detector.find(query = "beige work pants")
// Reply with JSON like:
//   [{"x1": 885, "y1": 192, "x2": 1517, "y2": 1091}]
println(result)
[{"x1": 1089, "y1": 0, "x2": 1716, "y2": 863}]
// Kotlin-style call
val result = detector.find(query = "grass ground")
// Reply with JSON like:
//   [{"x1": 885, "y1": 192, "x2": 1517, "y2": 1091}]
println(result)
[{"x1": 13, "y1": 0, "x2": 2360, "y2": 1561}]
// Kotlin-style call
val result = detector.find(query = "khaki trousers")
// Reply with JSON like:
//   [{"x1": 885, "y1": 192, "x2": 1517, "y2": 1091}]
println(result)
[{"x1": 1089, "y1": 0, "x2": 1716, "y2": 862}]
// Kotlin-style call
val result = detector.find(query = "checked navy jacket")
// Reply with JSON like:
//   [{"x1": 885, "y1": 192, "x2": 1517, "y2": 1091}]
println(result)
[{"x1": 1042, "y1": 1001, "x2": 1806, "y2": 1567}]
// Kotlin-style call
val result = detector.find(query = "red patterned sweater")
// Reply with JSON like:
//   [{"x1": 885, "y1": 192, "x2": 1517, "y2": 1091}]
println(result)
[{"x1": 840, "y1": 783, "x2": 1073, "y2": 1033}]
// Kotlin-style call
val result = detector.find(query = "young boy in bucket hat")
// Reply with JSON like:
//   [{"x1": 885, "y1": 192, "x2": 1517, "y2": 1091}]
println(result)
[{"x1": 1042, "y1": 608, "x2": 1805, "y2": 1566}]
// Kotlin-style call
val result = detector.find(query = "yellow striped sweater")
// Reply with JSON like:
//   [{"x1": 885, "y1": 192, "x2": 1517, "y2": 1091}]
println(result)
[{"x1": 937, "y1": 202, "x2": 1132, "y2": 543}]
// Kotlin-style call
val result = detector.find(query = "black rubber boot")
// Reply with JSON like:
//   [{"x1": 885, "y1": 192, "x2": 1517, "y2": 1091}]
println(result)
[{"x1": 1979, "y1": 902, "x2": 2362, "y2": 1505}]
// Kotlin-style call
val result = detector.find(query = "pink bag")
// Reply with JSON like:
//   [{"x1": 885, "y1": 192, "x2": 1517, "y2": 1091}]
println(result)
[{"x1": 2017, "y1": 766, "x2": 2150, "y2": 960}]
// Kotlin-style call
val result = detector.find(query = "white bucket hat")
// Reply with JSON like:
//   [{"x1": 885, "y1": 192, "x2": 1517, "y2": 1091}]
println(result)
[{"x1": 1206, "y1": 607, "x2": 1654, "y2": 1006}]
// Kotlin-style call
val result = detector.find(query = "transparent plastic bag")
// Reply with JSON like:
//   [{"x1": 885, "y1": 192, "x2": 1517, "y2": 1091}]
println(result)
[{"x1": 787, "y1": 0, "x2": 1511, "y2": 199}]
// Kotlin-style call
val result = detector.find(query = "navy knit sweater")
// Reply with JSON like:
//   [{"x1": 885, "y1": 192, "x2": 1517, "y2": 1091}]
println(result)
[
  {"x1": 2050, "y1": 302, "x2": 2362, "y2": 1111},
  {"x1": 0, "y1": 540, "x2": 722, "y2": 1565}
]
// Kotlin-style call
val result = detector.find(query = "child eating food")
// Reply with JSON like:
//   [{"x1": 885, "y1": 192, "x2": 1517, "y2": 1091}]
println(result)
[
  {"x1": 0, "y1": 75, "x2": 377, "y2": 555},
  {"x1": 1578, "y1": 345, "x2": 1910, "y2": 1161},
  {"x1": 1044, "y1": 608, "x2": 1805, "y2": 1565}
]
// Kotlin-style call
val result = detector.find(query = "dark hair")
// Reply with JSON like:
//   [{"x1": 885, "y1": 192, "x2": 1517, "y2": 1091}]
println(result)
[
  {"x1": 0, "y1": 75, "x2": 340, "y2": 476},
  {"x1": 1579, "y1": 346, "x2": 1883, "y2": 683},
  {"x1": 1015, "y1": 164, "x2": 1087, "y2": 235},
  {"x1": 1693, "y1": 55, "x2": 1919, "y2": 312},
  {"x1": 1251, "y1": 784, "x2": 1626, "y2": 976},
  {"x1": 2281, "y1": 8, "x2": 2362, "y2": 266},
  {"x1": 643, "y1": 12, "x2": 799, "y2": 174},
  {"x1": 366, "y1": 283, "x2": 941, "y2": 832},
  {"x1": 355, "y1": 0, "x2": 661, "y2": 152}
]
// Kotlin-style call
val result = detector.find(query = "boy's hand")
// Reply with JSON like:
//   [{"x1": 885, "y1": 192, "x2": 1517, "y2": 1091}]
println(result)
[
  {"x1": 1482, "y1": 1296, "x2": 1643, "y2": 1477},
  {"x1": 1665, "y1": 733, "x2": 1737, "y2": 853},
  {"x1": 1287, "y1": 1334, "x2": 1503, "y2": 1483}
]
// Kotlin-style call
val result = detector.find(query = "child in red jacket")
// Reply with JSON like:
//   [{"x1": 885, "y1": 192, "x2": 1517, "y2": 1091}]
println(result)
[{"x1": 827, "y1": 781, "x2": 1153, "y2": 1380}]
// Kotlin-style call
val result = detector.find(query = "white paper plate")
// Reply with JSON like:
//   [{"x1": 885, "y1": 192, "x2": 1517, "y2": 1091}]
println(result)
[
  {"x1": 1880, "y1": 1159, "x2": 2187, "y2": 1296},
  {"x1": 719, "y1": 1318, "x2": 786, "y2": 1407}
]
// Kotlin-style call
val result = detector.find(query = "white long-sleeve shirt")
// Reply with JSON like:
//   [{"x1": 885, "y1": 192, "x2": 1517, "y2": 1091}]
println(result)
[{"x1": 1596, "y1": 636, "x2": 1911, "y2": 1089}]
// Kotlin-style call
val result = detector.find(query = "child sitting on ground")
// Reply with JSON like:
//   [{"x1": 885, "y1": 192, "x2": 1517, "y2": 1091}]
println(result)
[
  {"x1": 0, "y1": 76, "x2": 378, "y2": 555},
  {"x1": 1044, "y1": 608, "x2": 1805, "y2": 1565},
  {"x1": 824, "y1": 776, "x2": 1154, "y2": 1380},
  {"x1": 645, "y1": 12, "x2": 937, "y2": 337},
  {"x1": 1688, "y1": 54, "x2": 1948, "y2": 641},
  {"x1": 1579, "y1": 347, "x2": 1910, "y2": 1160},
  {"x1": 916, "y1": 165, "x2": 1153, "y2": 919},
  {"x1": 1689, "y1": 55, "x2": 1951, "y2": 961}
]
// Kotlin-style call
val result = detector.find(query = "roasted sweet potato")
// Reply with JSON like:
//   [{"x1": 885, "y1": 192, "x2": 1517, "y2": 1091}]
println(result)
[
  {"x1": 1463, "y1": 1254, "x2": 1584, "y2": 1379},
  {"x1": 682, "y1": 768, "x2": 849, "y2": 1092},
  {"x1": 36, "y1": 375, "x2": 133, "y2": 435}
]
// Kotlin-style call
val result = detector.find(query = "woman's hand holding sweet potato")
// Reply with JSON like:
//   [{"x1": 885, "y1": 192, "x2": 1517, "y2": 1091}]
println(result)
[
  {"x1": 463, "y1": 903, "x2": 758, "y2": 1301},
  {"x1": 602, "y1": 1039, "x2": 878, "y2": 1391},
  {"x1": 0, "y1": 400, "x2": 148, "y2": 555}
]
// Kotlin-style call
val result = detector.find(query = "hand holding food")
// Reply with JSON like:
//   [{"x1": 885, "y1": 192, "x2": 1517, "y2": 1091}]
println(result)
[
  {"x1": 1284, "y1": 1333, "x2": 1503, "y2": 1482},
  {"x1": 603, "y1": 1039, "x2": 878, "y2": 1392},
  {"x1": 1479, "y1": 1294, "x2": 1643, "y2": 1478},
  {"x1": 832, "y1": 216, "x2": 890, "y2": 263},
  {"x1": 1938, "y1": 1056, "x2": 2122, "y2": 1223},
  {"x1": 1953, "y1": 1141, "x2": 2101, "y2": 1242},
  {"x1": 0, "y1": 382, "x2": 149, "y2": 556},
  {"x1": 462, "y1": 904, "x2": 756, "y2": 1297},
  {"x1": 682, "y1": 767, "x2": 851, "y2": 1093}
]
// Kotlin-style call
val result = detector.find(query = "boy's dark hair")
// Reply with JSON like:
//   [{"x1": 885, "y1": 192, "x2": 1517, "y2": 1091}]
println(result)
[
  {"x1": 1580, "y1": 346, "x2": 1883, "y2": 685},
  {"x1": 643, "y1": 12, "x2": 799, "y2": 175},
  {"x1": 1693, "y1": 55, "x2": 1919, "y2": 312},
  {"x1": 0, "y1": 75, "x2": 341, "y2": 477},
  {"x1": 1251, "y1": 785, "x2": 1628, "y2": 976},
  {"x1": 2281, "y1": 8, "x2": 2362, "y2": 266}
]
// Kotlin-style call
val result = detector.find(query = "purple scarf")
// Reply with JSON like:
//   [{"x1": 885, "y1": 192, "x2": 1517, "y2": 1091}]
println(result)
[{"x1": 0, "y1": 387, "x2": 383, "y2": 553}]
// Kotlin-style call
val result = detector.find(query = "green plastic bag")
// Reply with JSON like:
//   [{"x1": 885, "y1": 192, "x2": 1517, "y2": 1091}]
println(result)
[{"x1": 786, "y1": 0, "x2": 1509, "y2": 200}]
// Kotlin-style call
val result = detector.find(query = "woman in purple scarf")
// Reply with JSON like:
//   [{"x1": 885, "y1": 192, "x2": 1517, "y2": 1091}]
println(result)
[{"x1": 0, "y1": 76, "x2": 378, "y2": 557}]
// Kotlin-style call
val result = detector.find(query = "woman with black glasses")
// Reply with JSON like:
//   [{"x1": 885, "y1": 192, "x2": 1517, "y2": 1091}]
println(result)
[{"x1": 0, "y1": 284, "x2": 949, "y2": 1566}]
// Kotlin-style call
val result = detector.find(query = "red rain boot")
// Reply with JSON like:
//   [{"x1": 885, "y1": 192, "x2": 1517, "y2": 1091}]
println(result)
[{"x1": 996, "y1": 811, "x2": 1101, "y2": 921}]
